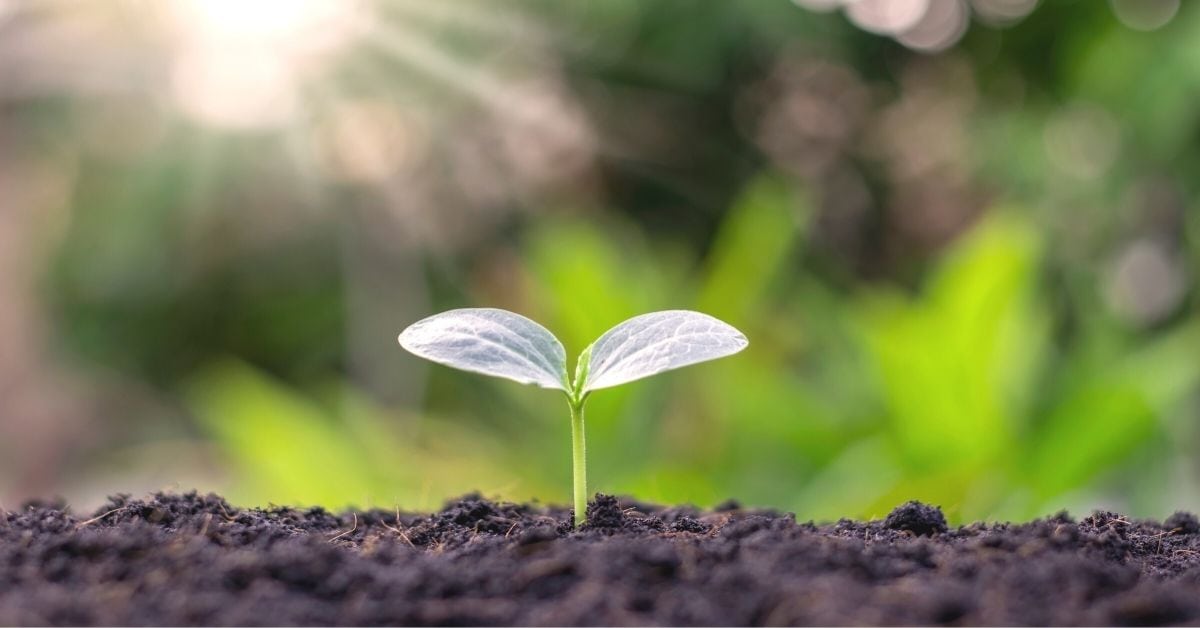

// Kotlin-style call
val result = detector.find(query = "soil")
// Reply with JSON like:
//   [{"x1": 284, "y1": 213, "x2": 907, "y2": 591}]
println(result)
[{"x1": 2, "y1": 492, "x2": 1200, "y2": 626}]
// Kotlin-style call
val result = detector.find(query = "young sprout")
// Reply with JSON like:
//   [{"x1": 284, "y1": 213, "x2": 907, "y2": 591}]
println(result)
[{"x1": 398, "y1": 308, "x2": 748, "y2": 527}]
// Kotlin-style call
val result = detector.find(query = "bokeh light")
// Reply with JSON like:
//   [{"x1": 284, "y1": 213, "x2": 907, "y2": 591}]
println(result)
[
  {"x1": 969, "y1": 0, "x2": 1038, "y2": 26},
  {"x1": 1106, "y1": 238, "x2": 1188, "y2": 327},
  {"x1": 1110, "y1": 0, "x2": 1179, "y2": 31},
  {"x1": 897, "y1": 0, "x2": 970, "y2": 52},
  {"x1": 797, "y1": 0, "x2": 1037, "y2": 52}
]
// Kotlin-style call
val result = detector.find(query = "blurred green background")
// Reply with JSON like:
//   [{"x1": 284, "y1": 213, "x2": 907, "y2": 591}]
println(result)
[{"x1": 1, "y1": 0, "x2": 1198, "y2": 523}]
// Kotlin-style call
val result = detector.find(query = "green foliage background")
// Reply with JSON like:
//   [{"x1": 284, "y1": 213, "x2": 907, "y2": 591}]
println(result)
[{"x1": 2, "y1": 0, "x2": 1198, "y2": 522}]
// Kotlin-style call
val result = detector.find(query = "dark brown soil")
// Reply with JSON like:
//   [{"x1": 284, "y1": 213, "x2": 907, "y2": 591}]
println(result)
[{"x1": 3, "y1": 492, "x2": 1200, "y2": 626}]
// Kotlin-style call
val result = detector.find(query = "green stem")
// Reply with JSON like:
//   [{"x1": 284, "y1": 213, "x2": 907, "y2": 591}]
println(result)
[{"x1": 569, "y1": 400, "x2": 587, "y2": 527}]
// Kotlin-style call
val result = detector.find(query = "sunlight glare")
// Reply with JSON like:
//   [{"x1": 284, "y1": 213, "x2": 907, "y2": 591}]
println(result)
[
  {"x1": 184, "y1": 0, "x2": 330, "y2": 42},
  {"x1": 170, "y1": 0, "x2": 361, "y2": 130}
]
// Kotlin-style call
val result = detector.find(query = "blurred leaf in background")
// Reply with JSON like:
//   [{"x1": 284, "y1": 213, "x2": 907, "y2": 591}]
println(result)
[{"x1": 0, "y1": 0, "x2": 1197, "y2": 521}]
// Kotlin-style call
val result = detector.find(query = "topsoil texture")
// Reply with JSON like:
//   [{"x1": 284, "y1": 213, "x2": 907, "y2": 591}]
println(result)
[{"x1": 3, "y1": 492, "x2": 1200, "y2": 626}]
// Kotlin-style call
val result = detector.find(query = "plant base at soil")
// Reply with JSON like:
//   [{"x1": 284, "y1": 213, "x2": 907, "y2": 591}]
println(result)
[{"x1": 2, "y1": 492, "x2": 1199, "y2": 625}]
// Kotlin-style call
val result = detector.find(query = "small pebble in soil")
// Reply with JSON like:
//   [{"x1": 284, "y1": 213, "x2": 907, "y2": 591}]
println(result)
[
  {"x1": 884, "y1": 500, "x2": 948, "y2": 536},
  {"x1": 671, "y1": 516, "x2": 710, "y2": 534},
  {"x1": 713, "y1": 498, "x2": 742, "y2": 512},
  {"x1": 1166, "y1": 511, "x2": 1200, "y2": 534}
]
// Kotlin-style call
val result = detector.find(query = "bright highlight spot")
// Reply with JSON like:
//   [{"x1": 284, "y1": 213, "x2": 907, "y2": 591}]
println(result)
[
  {"x1": 169, "y1": 0, "x2": 361, "y2": 130},
  {"x1": 898, "y1": 0, "x2": 969, "y2": 52},
  {"x1": 792, "y1": 0, "x2": 1042, "y2": 51},
  {"x1": 844, "y1": 0, "x2": 930, "y2": 36},
  {"x1": 172, "y1": 50, "x2": 299, "y2": 131}
]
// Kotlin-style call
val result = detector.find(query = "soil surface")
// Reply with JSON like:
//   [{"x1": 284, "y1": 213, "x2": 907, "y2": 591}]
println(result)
[{"x1": 2, "y1": 492, "x2": 1200, "y2": 625}]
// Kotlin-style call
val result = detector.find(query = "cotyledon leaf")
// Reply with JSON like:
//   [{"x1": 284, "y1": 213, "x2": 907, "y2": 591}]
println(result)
[
  {"x1": 582, "y1": 310, "x2": 748, "y2": 392},
  {"x1": 398, "y1": 308, "x2": 569, "y2": 391}
]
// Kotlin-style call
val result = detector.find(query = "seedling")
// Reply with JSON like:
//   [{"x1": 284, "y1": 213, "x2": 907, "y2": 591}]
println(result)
[{"x1": 398, "y1": 308, "x2": 748, "y2": 527}]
